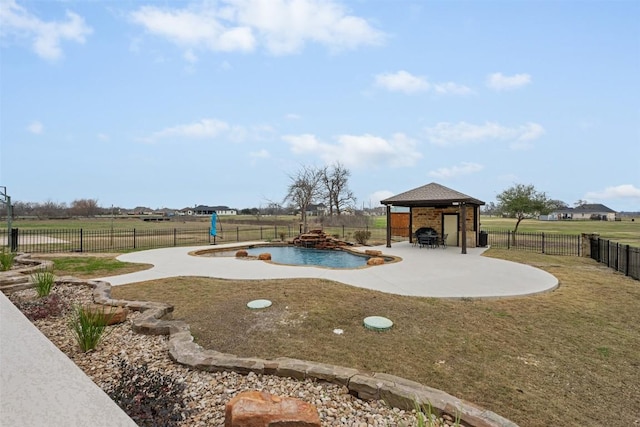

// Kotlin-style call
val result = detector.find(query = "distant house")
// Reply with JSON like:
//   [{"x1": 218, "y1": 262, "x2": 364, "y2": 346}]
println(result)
[
  {"x1": 544, "y1": 204, "x2": 617, "y2": 221},
  {"x1": 184, "y1": 205, "x2": 237, "y2": 216},
  {"x1": 306, "y1": 203, "x2": 328, "y2": 216},
  {"x1": 128, "y1": 206, "x2": 154, "y2": 215}
]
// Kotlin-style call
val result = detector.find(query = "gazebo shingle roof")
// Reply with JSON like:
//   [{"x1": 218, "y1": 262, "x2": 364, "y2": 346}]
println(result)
[{"x1": 381, "y1": 182, "x2": 484, "y2": 206}]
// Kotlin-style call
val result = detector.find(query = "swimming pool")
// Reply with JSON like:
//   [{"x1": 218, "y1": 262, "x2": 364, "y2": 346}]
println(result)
[{"x1": 244, "y1": 246, "x2": 368, "y2": 269}]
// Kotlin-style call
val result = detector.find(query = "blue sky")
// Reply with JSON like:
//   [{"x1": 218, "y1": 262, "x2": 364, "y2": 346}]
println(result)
[{"x1": 1, "y1": 0, "x2": 639, "y2": 212}]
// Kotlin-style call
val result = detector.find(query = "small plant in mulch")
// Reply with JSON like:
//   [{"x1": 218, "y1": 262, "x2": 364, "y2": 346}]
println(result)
[
  {"x1": 353, "y1": 229, "x2": 372, "y2": 245},
  {"x1": 13, "y1": 293, "x2": 69, "y2": 321},
  {"x1": 69, "y1": 304, "x2": 115, "y2": 352},
  {"x1": 31, "y1": 268, "x2": 56, "y2": 297},
  {"x1": 0, "y1": 249, "x2": 16, "y2": 271},
  {"x1": 107, "y1": 357, "x2": 192, "y2": 427}
]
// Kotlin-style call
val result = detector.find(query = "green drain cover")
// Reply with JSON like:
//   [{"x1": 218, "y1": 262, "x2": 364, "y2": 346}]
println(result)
[
  {"x1": 364, "y1": 316, "x2": 393, "y2": 331},
  {"x1": 247, "y1": 299, "x2": 272, "y2": 309}
]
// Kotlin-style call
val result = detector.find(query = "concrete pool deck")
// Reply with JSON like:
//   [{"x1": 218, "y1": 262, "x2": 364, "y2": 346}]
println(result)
[{"x1": 100, "y1": 241, "x2": 558, "y2": 298}]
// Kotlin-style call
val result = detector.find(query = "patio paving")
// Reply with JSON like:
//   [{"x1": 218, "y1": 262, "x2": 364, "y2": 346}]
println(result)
[{"x1": 100, "y1": 241, "x2": 558, "y2": 298}]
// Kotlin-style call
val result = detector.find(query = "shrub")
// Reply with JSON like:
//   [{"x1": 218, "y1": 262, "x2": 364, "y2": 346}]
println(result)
[
  {"x1": 0, "y1": 249, "x2": 16, "y2": 271},
  {"x1": 107, "y1": 357, "x2": 191, "y2": 427},
  {"x1": 31, "y1": 269, "x2": 56, "y2": 297},
  {"x1": 14, "y1": 294, "x2": 68, "y2": 321},
  {"x1": 69, "y1": 304, "x2": 114, "y2": 352},
  {"x1": 353, "y1": 229, "x2": 372, "y2": 245}
]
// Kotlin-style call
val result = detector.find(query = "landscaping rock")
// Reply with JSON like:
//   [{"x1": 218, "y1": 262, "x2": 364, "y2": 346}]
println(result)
[
  {"x1": 367, "y1": 257, "x2": 385, "y2": 266},
  {"x1": 82, "y1": 304, "x2": 129, "y2": 325},
  {"x1": 235, "y1": 250, "x2": 248, "y2": 257},
  {"x1": 225, "y1": 390, "x2": 321, "y2": 427},
  {"x1": 257, "y1": 253, "x2": 271, "y2": 261}
]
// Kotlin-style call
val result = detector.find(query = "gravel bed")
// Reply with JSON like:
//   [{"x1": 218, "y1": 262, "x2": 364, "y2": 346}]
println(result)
[{"x1": 8, "y1": 283, "x2": 462, "y2": 427}]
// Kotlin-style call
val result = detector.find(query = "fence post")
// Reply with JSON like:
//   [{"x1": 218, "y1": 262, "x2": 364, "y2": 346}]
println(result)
[
  {"x1": 133, "y1": 228, "x2": 136, "y2": 249},
  {"x1": 174, "y1": 228, "x2": 177, "y2": 247},
  {"x1": 274, "y1": 225, "x2": 278, "y2": 240},
  {"x1": 507, "y1": 231, "x2": 511, "y2": 250},
  {"x1": 10, "y1": 228, "x2": 18, "y2": 252},
  {"x1": 260, "y1": 227, "x2": 263, "y2": 240},
  {"x1": 625, "y1": 245, "x2": 630, "y2": 277},
  {"x1": 80, "y1": 229, "x2": 83, "y2": 253},
  {"x1": 236, "y1": 227, "x2": 239, "y2": 242},
  {"x1": 541, "y1": 232, "x2": 545, "y2": 254},
  {"x1": 342, "y1": 225, "x2": 345, "y2": 238}
]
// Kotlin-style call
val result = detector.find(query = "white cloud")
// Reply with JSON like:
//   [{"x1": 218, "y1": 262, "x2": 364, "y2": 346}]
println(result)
[
  {"x1": 26, "y1": 120, "x2": 43, "y2": 134},
  {"x1": 433, "y1": 82, "x2": 473, "y2": 95},
  {"x1": 284, "y1": 132, "x2": 422, "y2": 168},
  {"x1": 585, "y1": 185, "x2": 640, "y2": 202},
  {"x1": 249, "y1": 149, "x2": 270, "y2": 158},
  {"x1": 428, "y1": 162, "x2": 484, "y2": 179},
  {"x1": 130, "y1": 5, "x2": 255, "y2": 53},
  {"x1": 375, "y1": 70, "x2": 471, "y2": 95},
  {"x1": 424, "y1": 121, "x2": 545, "y2": 149},
  {"x1": 140, "y1": 119, "x2": 277, "y2": 143},
  {"x1": 183, "y1": 49, "x2": 198, "y2": 63},
  {"x1": 375, "y1": 70, "x2": 429, "y2": 94},
  {"x1": 486, "y1": 72, "x2": 532, "y2": 91},
  {"x1": 0, "y1": 0, "x2": 92, "y2": 60},
  {"x1": 368, "y1": 190, "x2": 394, "y2": 207},
  {"x1": 129, "y1": 0, "x2": 385, "y2": 57},
  {"x1": 285, "y1": 113, "x2": 301, "y2": 120},
  {"x1": 142, "y1": 118, "x2": 230, "y2": 142}
]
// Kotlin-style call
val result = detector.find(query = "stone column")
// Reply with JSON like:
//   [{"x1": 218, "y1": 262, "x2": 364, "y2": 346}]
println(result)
[{"x1": 581, "y1": 233, "x2": 599, "y2": 257}]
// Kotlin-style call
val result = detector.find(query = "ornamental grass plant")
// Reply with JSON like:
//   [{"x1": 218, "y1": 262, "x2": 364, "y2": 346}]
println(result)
[
  {"x1": 31, "y1": 268, "x2": 56, "y2": 297},
  {"x1": 0, "y1": 249, "x2": 16, "y2": 271},
  {"x1": 69, "y1": 304, "x2": 115, "y2": 352}
]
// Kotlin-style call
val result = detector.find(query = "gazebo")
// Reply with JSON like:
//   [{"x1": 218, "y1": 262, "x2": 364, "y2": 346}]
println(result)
[{"x1": 380, "y1": 182, "x2": 485, "y2": 253}]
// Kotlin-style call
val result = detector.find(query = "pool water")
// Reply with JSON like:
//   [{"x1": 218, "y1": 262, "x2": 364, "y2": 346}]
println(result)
[{"x1": 245, "y1": 246, "x2": 368, "y2": 269}]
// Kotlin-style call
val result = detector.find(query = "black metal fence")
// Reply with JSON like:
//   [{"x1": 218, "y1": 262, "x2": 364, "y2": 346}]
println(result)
[
  {"x1": 589, "y1": 237, "x2": 640, "y2": 280},
  {"x1": 0, "y1": 225, "x2": 392, "y2": 254},
  {"x1": 482, "y1": 228, "x2": 581, "y2": 256}
]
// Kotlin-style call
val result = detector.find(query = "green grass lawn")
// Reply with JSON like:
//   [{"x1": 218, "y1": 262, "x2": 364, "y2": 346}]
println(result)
[{"x1": 480, "y1": 216, "x2": 640, "y2": 245}]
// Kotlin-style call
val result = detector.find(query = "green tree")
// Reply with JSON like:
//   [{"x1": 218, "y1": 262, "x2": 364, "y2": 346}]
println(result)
[{"x1": 496, "y1": 184, "x2": 552, "y2": 233}]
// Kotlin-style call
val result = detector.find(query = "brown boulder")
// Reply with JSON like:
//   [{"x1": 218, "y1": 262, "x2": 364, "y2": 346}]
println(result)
[
  {"x1": 81, "y1": 304, "x2": 128, "y2": 325},
  {"x1": 364, "y1": 250, "x2": 382, "y2": 256},
  {"x1": 367, "y1": 257, "x2": 385, "y2": 266},
  {"x1": 236, "y1": 250, "x2": 249, "y2": 257},
  {"x1": 225, "y1": 390, "x2": 321, "y2": 427},
  {"x1": 258, "y1": 253, "x2": 272, "y2": 261}
]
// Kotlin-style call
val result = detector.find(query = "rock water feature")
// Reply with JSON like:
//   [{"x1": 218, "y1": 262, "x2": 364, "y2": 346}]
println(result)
[{"x1": 291, "y1": 229, "x2": 349, "y2": 249}]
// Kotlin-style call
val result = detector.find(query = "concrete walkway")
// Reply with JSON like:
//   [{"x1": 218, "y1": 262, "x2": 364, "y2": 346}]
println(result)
[
  {"x1": 0, "y1": 291, "x2": 137, "y2": 427},
  {"x1": 100, "y1": 242, "x2": 558, "y2": 298}
]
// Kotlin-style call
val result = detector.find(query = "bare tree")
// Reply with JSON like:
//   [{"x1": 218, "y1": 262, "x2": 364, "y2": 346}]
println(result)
[
  {"x1": 284, "y1": 165, "x2": 323, "y2": 233},
  {"x1": 69, "y1": 198, "x2": 100, "y2": 217},
  {"x1": 37, "y1": 200, "x2": 69, "y2": 219},
  {"x1": 320, "y1": 162, "x2": 356, "y2": 216}
]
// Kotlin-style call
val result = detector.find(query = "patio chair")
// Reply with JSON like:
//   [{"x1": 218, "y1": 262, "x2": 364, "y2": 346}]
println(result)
[
  {"x1": 417, "y1": 232, "x2": 437, "y2": 248},
  {"x1": 438, "y1": 234, "x2": 448, "y2": 248}
]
